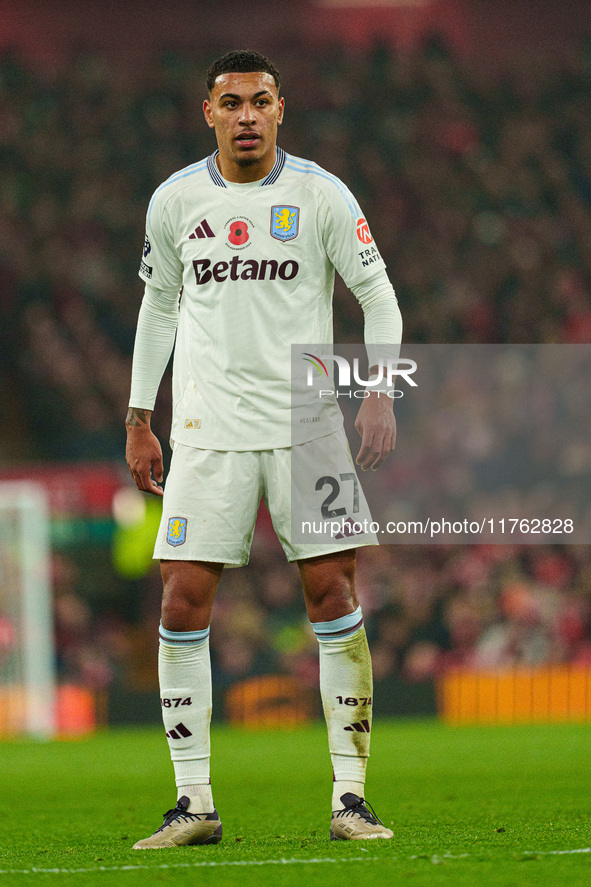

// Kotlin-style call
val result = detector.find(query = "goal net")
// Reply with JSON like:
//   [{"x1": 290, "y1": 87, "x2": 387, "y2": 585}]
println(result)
[{"x1": 0, "y1": 482, "x2": 56, "y2": 737}]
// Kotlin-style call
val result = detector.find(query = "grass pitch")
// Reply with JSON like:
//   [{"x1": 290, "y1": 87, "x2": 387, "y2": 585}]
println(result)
[{"x1": 1, "y1": 719, "x2": 591, "y2": 886}]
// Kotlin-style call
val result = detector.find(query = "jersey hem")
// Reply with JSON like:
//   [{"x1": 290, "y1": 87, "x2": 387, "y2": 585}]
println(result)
[{"x1": 169, "y1": 416, "x2": 344, "y2": 451}]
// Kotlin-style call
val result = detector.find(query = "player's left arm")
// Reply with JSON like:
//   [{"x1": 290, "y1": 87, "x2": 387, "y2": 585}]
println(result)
[
  {"x1": 320, "y1": 184, "x2": 402, "y2": 471},
  {"x1": 352, "y1": 270, "x2": 402, "y2": 470}
]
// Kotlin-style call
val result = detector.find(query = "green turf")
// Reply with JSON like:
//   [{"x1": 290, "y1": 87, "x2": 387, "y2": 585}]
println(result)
[{"x1": 1, "y1": 720, "x2": 591, "y2": 886}]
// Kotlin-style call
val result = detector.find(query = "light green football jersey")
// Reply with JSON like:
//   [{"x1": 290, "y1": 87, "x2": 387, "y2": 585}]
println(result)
[{"x1": 140, "y1": 148, "x2": 386, "y2": 450}]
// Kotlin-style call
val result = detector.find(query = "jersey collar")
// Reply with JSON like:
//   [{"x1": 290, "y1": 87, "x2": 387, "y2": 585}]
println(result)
[{"x1": 207, "y1": 147, "x2": 286, "y2": 188}]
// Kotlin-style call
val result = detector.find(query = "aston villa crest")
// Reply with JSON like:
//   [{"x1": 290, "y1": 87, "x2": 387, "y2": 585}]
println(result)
[
  {"x1": 271, "y1": 205, "x2": 300, "y2": 241},
  {"x1": 167, "y1": 517, "x2": 187, "y2": 547}
]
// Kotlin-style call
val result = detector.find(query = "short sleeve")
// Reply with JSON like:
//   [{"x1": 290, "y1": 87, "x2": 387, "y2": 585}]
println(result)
[
  {"x1": 320, "y1": 180, "x2": 386, "y2": 289},
  {"x1": 138, "y1": 190, "x2": 183, "y2": 292}
]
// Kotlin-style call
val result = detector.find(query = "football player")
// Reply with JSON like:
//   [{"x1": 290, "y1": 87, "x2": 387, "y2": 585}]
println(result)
[{"x1": 126, "y1": 49, "x2": 401, "y2": 847}]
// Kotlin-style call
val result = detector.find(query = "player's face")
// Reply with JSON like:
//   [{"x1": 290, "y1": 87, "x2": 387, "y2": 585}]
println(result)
[{"x1": 203, "y1": 72, "x2": 284, "y2": 181}]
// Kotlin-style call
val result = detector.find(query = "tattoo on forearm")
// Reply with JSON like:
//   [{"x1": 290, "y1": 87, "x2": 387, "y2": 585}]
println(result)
[{"x1": 126, "y1": 407, "x2": 152, "y2": 428}]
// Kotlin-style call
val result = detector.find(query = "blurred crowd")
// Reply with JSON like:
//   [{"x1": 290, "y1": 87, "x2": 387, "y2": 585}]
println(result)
[
  {"x1": 215, "y1": 542, "x2": 591, "y2": 685},
  {"x1": 48, "y1": 540, "x2": 591, "y2": 699},
  {"x1": 1, "y1": 37, "x2": 591, "y2": 459},
  {"x1": 1, "y1": 36, "x2": 591, "y2": 702},
  {"x1": 349, "y1": 344, "x2": 591, "y2": 543}
]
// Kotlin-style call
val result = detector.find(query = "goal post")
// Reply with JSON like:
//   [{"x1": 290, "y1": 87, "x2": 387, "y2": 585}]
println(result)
[{"x1": 0, "y1": 482, "x2": 56, "y2": 737}]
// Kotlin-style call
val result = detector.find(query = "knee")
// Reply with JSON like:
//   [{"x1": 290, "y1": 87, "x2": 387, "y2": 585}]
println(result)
[
  {"x1": 305, "y1": 571, "x2": 354, "y2": 610},
  {"x1": 161, "y1": 581, "x2": 196, "y2": 631},
  {"x1": 300, "y1": 554, "x2": 358, "y2": 622},
  {"x1": 160, "y1": 562, "x2": 219, "y2": 631}
]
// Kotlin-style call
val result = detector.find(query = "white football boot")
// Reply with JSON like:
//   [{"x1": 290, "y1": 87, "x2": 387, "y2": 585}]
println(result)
[
  {"x1": 330, "y1": 793, "x2": 393, "y2": 841},
  {"x1": 133, "y1": 796, "x2": 222, "y2": 849}
]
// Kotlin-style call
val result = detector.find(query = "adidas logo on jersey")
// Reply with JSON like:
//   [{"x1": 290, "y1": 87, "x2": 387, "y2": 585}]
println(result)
[
  {"x1": 344, "y1": 719, "x2": 371, "y2": 733},
  {"x1": 189, "y1": 219, "x2": 215, "y2": 239},
  {"x1": 166, "y1": 722, "x2": 193, "y2": 739}
]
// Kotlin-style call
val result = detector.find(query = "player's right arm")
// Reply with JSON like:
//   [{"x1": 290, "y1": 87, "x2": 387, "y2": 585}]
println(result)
[
  {"x1": 126, "y1": 406, "x2": 164, "y2": 496},
  {"x1": 126, "y1": 189, "x2": 183, "y2": 495}
]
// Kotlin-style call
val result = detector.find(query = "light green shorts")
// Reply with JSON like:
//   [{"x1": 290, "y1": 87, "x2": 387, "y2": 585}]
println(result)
[{"x1": 154, "y1": 429, "x2": 376, "y2": 565}]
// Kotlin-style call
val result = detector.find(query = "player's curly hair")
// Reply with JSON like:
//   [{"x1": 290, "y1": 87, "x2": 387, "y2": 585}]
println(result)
[{"x1": 206, "y1": 50, "x2": 281, "y2": 94}]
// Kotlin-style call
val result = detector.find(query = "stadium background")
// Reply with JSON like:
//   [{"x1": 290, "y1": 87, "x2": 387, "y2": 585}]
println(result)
[{"x1": 1, "y1": 0, "x2": 591, "y2": 732}]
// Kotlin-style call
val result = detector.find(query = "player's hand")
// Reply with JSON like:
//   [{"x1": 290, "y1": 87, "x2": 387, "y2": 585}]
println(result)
[
  {"x1": 125, "y1": 408, "x2": 164, "y2": 496},
  {"x1": 354, "y1": 392, "x2": 397, "y2": 471}
]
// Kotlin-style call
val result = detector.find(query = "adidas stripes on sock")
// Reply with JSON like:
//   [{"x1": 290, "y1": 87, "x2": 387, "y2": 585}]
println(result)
[
  {"x1": 158, "y1": 623, "x2": 214, "y2": 813},
  {"x1": 312, "y1": 606, "x2": 373, "y2": 811}
]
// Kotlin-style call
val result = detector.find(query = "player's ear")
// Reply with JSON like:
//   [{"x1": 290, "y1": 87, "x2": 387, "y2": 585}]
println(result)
[
  {"x1": 277, "y1": 96, "x2": 285, "y2": 126},
  {"x1": 203, "y1": 99, "x2": 215, "y2": 128}
]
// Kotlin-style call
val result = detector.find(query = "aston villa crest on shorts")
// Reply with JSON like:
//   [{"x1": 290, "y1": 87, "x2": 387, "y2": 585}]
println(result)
[
  {"x1": 167, "y1": 517, "x2": 187, "y2": 546},
  {"x1": 271, "y1": 205, "x2": 300, "y2": 241}
]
